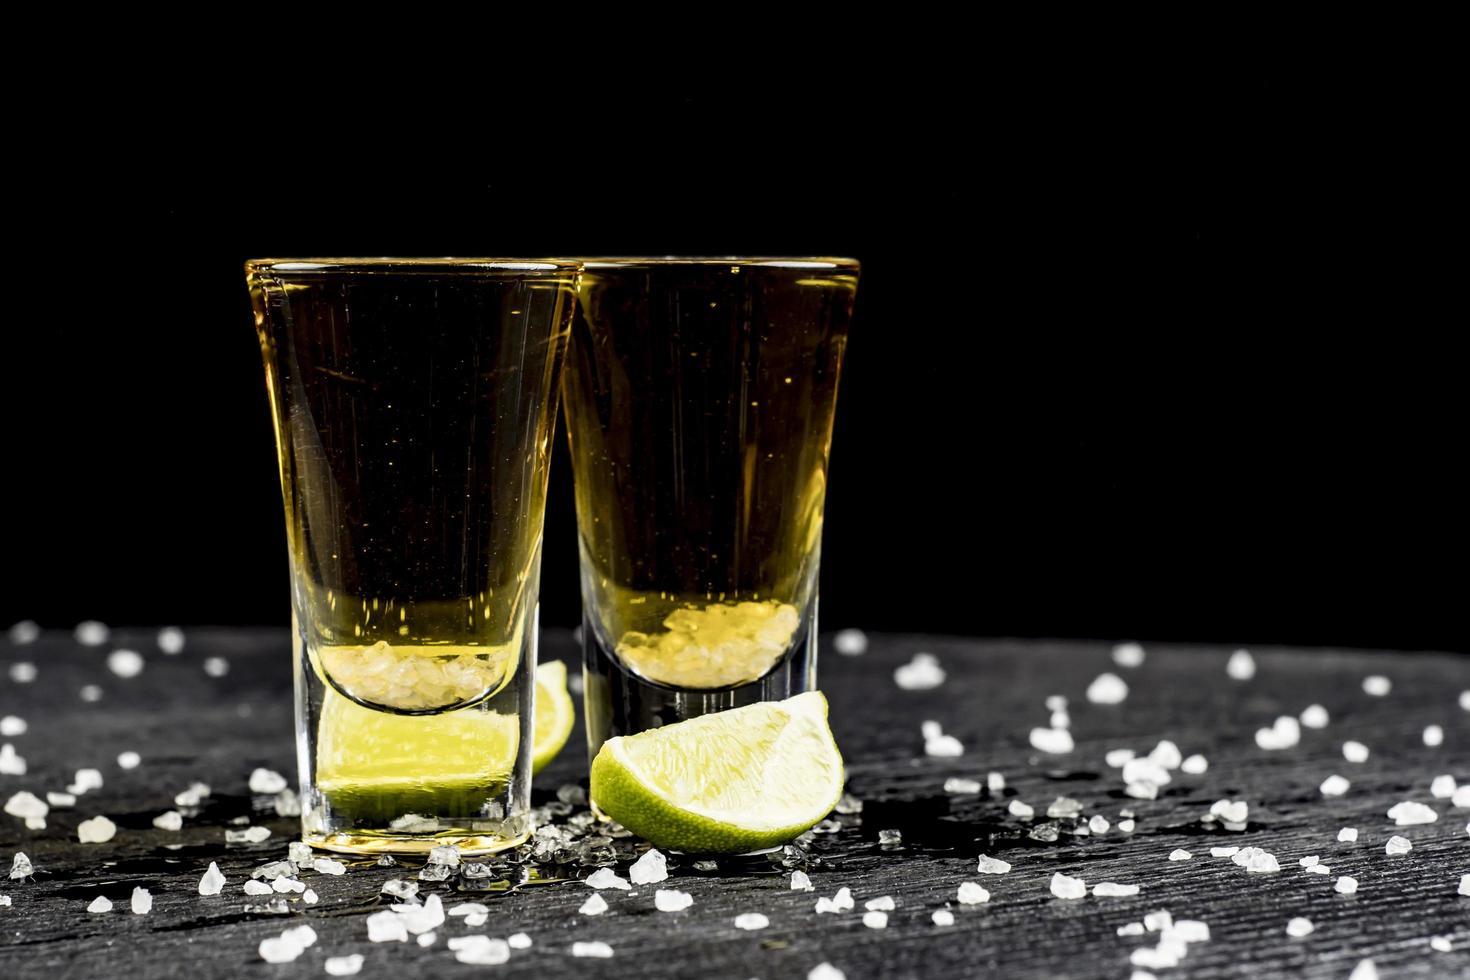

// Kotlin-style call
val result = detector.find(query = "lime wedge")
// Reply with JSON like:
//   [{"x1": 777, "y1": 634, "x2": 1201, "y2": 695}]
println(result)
[
  {"x1": 589, "y1": 691, "x2": 844, "y2": 853},
  {"x1": 532, "y1": 660, "x2": 576, "y2": 774}
]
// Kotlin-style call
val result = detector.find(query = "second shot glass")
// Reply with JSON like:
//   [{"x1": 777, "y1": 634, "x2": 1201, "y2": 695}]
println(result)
[{"x1": 561, "y1": 257, "x2": 859, "y2": 757}]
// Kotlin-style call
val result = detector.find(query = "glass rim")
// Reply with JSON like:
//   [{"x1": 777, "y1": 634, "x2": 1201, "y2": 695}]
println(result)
[
  {"x1": 245, "y1": 257, "x2": 580, "y2": 274},
  {"x1": 576, "y1": 256, "x2": 859, "y2": 271}
]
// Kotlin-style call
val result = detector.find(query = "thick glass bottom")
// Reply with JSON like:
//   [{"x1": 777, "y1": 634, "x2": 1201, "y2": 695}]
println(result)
[{"x1": 304, "y1": 826, "x2": 530, "y2": 857}]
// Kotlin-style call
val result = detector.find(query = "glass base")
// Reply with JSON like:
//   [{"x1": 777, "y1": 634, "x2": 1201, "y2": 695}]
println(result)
[
  {"x1": 304, "y1": 827, "x2": 530, "y2": 857},
  {"x1": 580, "y1": 604, "x2": 817, "y2": 761}
]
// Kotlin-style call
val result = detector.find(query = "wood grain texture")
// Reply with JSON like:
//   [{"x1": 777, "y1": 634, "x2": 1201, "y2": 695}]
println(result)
[{"x1": 1, "y1": 629, "x2": 1467, "y2": 979}]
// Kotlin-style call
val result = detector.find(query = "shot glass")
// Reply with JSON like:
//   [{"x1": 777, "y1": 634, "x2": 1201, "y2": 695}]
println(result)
[
  {"x1": 247, "y1": 258, "x2": 577, "y2": 855},
  {"x1": 561, "y1": 257, "x2": 859, "y2": 757}
]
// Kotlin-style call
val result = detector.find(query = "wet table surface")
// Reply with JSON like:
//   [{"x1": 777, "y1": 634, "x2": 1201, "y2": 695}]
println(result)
[{"x1": 2, "y1": 628, "x2": 1468, "y2": 979}]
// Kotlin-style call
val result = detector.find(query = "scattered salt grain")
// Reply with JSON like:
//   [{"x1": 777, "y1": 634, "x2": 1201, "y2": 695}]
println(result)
[
  {"x1": 1299, "y1": 856, "x2": 1319, "y2": 868},
  {"x1": 1148, "y1": 740, "x2": 1182, "y2": 770},
  {"x1": 226, "y1": 826, "x2": 271, "y2": 844},
  {"x1": 1429, "y1": 775, "x2": 1456, "y2": 799},
  {"x1": 1348, "y1": 960, "x2": 1379, "y2": 980},
  {"x1": 1117, "y1": 923, "x2": 1146, "y2": 938},
  {"x1": 130, "y1": 887, "x2": 151, "y2": 914},
  {"x1": 1256, "y1": 716, "x2": 1301, "y2": 750},
  {"x1": 106, "y1": 650, "x2": 144, "y2": 678},
  {"x1": 79, "y1": 685, "x2": 103, "y2": 702},
  {"x1": 735, "y1": 912, "x2": 769, "y2": 930},
  {"x1": 325, "y1": 954, "x2": 365, "y2": 976},
  {"x1": 1430, "y1": 936, "x2": 1453, "y2": 953},
  {"x1": 1210, "y1": 846, "x2": 1239, "y2": 857},
  {"x1": 894, "y1": 653, "x2": 945, "y2": 690},
  {"x1": 1337, "y1": 827, "x2": 1358, "y2": 842},
  {"x1": 1385, "y1": 835, "x2": 1412, "y2": 856},
  {"x1": 1106, "y1": 749, "x2": 1136, "y2": 768},
  {"x1": 1423, "y1": 725, "x2": 1444, "y2": 747},
  {"x1": 7, "y1": 663, "x2": 37, "y2": 684},
  {"x1": 1335, "y1": 876, "x2": 1359, "y2": 895},
  {"x1": 1245, "y1": 850, "x2": 1281, "y2": 873},
  {"x1": 152, "y1": 811, "x2": 182, "y2": 831},
  {"x1": 1087, "y1": 673, "x2": 1129, "y2": 705},
  {"x1": 579, "y1": 893, "x2": 608, "y2": 915},
  {"x1": 203, "y1": 657, "x2": 230, "y2": 677},
  {"x1": 957, "y1": 882, "x2": 990, "y2": 904},
  {"x1": 1118, "y1": 819, "x2": 1136, "y2": 832},
  {"x1": 1320, "y1": 775, "x2": 1351, "y2": 798},
  {"x1": 157, "y1": 627, "x2": 185, "y2": 655},
  {"x1": 987, "y1": 771, "x2": 1006, "y2": 792},
  {"x1": 1459, "y1": 875, "x2": 1470, "y2": 897},
  {"x1": 926, "y1": 734, "x2": 964, "y2": 757},
  {"x1": 1209, "y1": 799, "x2": 1248, "y2": 825},
  {"x1": 1008, "y1": 800, "x2": 1034, "y2": 820},
  {"x1": 8, "y1": 621, "x2": 40, "y2": 644},
  {"x1": 1112, "y1": 642, "x2": 1146, "y2": 668},
  {"x1": 835, "y1": 793, "x2": 863, "y2": 814},
  {"x1": 302, "y1": 889, "x2": 317, "y2": 905},
  {"x1": 243, "y1": 880, "x2": 272, "y2": 896},
  {"x1": 1306, "y1": 864, "x2": 1331, "y2": 874},
  {"x1": 5, "y1": 793, "x2": 47, "y2": 821},
  {"x1": 879, "y1": 829, "x2": 902, "y2": 845},
  {"x1": 1089, "y1": 815, "x2": 1110, "y2": 834},
  {"x1": 448, "y1": 902, "x2": 489, "y2": 918},
  {"x1": 791, "y1": 869, "x2": 814, "y2": 891},
  {"x1": 1462, "y1": 690, "x2": 1470, "y2": 712},
  {"x1": 75, "y1": 621, "x2": 109, "y2": 645},
  {"x1": 1171, "y1": 920, "x2": 1210, "y2": 943},
  {"x1": 932, "y1": 909, "x2": 955, "y2": 926},
  {"x1": 1046, "y1": 695, "x2": 1068, "y2": 712},
  {"x1": 655, "y1": 889, "x2": 693, "y2": 912},
  {"x1": 0, "y1": 717, "x2": 24, "y2": 737},
  {"x1": 1226, "y1": 649, "x2": 1255, "y2": 680},
  {"x1": 87, "y1": 895, "x2": 111, "y2": 912},
  {"x1": 0, "y1": 745, "x2": 24, "y2": 776},
  {"x1": 572, "y1": 941, "x2": 614, "y2": 959},
  {"x1": 271, "y1": 878, "x2": 305, "y2": 893},
  {"x1": 1180, "y1": 754, "x2": 1208, "y2": 775},
  {"x1": 1094, "y1": 882, "x2": 1140, "y2": 897},
  {"x1": 1454, "y1": 786, "x2": 1470, "y2": 808},
  {"x1": 248, "y1": 768, "x2": 287, "y2": 794},
  {"x1": 865, "y1": 896, "x2": 896, "y2": 911},
  {"x1": 1362, "y1": 675, "x2": 1391, "y2": 696},
  {"x1": 862, "y1": 910, "x2": 888, "y2": 929},
  {"x1": 1340, "y1": 741, "x2": 1369, "y2": 764},
  {"x1": 1029, "y1": 727, "x2": 1074, "y2": 754},
  {"x1": 1123, "y1": 757, "x2": 1171, "y2": 789},
  {"x1": 258, "y1": 932, "x2": 307, "y2": 964},
  {"x1": 508, "y1": 933, "x2": 532, "y2": 949},
  {"x1": 70, "y1": 769, "x2": 104, "y2": 795},
  {"x1": 976, "y1": 854, "x2": 1011, "y2": 875},
  {"x1": 1168, "y1": 849, "x2": 1191, "y2": 861},
  {"x1": 116, "y1": 751, "x2": 142, "y2": 770},
  {"x1": 76, "y1": 815, "x2": 116, "y2": 844},
  {"x1": 944, "y1": 777, "x2": 982, "y2": 794},
  {"x1": 1050, "y1": 873, "x2": 1086, "y2": 899},
  {"x1": 833, "y1": 629, "x2": 868, "y2": 655},
  {"x1": 1387, "y1": 801, "x2": 1438, "y2": 826},
  {"x1": 426, "y1": 844, "x2": 460, "y2": 868},
  {"x1": 366, "y1": 910, "x2": 408, "y2": 942},
  {"x1": 313, "y1": 857, "x2": 346, "y2": 875},
  {"x1": 1299, "y1": 704, "x2": 1329, "y2": 728},
  {"x1": 450, "y1": 936, "x2": 510, "y2": 965}
]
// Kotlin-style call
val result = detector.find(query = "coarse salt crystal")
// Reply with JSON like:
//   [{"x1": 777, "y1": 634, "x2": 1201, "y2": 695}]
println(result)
[
  {"x1": 366, "y1": 910, "x2": 409, "y2": 942},
  {"x1": 976, "y1": 854, "x2": 1011, "y2": 875},
  {"x1": 1106, "y1": 749, "x2": 1136, "y2": 768},
  {"x1": 1362, "y1": 675, "x2": 1391, "y2": 696},
  {"x1": 448, "y1": 902, "x2": 489, "y2": 917},
  {"x1": 655, "y1": 889, "x2": 693, "y2": 912},
  {"x1": 1461, "y1": 690, "x2": 1470, "y2": 712},
  {"x1": 130, "y1": 887, "x2": 151, "y2": 914},
  {"x1": 987, "y1": 771, "x2": 1006, "y2": 792},
  {"x1": 1143, "y1": 910, "x2": 1173, "y2": 932},
  {"x1": 862, "y1": 910, "x2": 888, "y2": 929},
  {"x1": 1430, "y1": 936, "x2": 1452, "y2": 952},
  {"x1": 79, "y1": 685, "x2": 103, "y2": 702},
  {"x1": 198, "y1": 862, "x2": 225, "y2": 896},
  {"x1": 117, "y1": 752, "x2": 141, "y2": 770},
  {"x1": 1087, "y1": 673, "x2": 1129, "y2": 705},
  {"x1": 579, "y1": 893, "x2": 608, "y2": 915},
  {"x1": 1453, "y1": 786, "x2": 1470, "y2": 808},
  {"x1": 1148, "y1": 740, "x2": 1183, "y2": 770},
  {"x1": 584, "y1": 867, "x2": 631, "y2": 890},
  {"x1": 926, "y1": 734, "x2": 964, "y2": 757},
  {"x1": 0, "y1": 745, "x2": 24, "y2": 776},
  {"x1": 77, "y1": 816, "x2": 116, "y2": 844},
  {"x1": 1245, "y1": 850, "x2": 1281, "y2": 873},
  {"x1": 1320, "y1": 775, "x2": 1351, "y2": 798},
  {"x1": 1008, "y1": 800, "x2": 1034, "y2": 819},
  {"x1": 87, "y1": 895, "x2": 112, "y2": 913},
  {"x1": 1299, "y1": 856, "x2": 1319, "y2": 868},
  {"x1": 203, "y1": 656, "x2": 230, "y2": 677},
  {"x1": 1342, "y1": 741, "x2": 1369, "y2": 763},
  {"x1": 1118, "y1": 818, "x2": 1136, "y2": 832},
  {"x1": 1226, "y1": 649, "x2": 1255, "y2": 680},
  {"x1": 70, "y1": 769, "x2": 104, "y2": 795},
  {"x1": 157, "y1": 627, "x2": 185, "y2": 655},
  {"x1": 1210, "y1": 846, "x2": 1239, "y2": 857},
  {"x1": 1256, "y1": 716, "x2": 1301, "y2": 751},
  {"x1": 944, "y1": 777, "x2": 982, "y2": 794},
  {"x1": 865, "y1": 896, "x2": 896, "y2": 911},
  {"x1": 75, "y1": 621, "x2": 109, "y2": 645},
  {"x1": 8, "y1": 621, "x2": 40, "y2": 644},
  {"x1": 1335, "y1": 876, "x2": 1359, "y2": 895},
  {"x1": 1029, "y1": 727, "x2": 1074, "y2": 754},
  {"x1": 894, "y1": 653, "x2": 945, "y2": 690},
  {"x1": 152, "y1": 811, "x2": 182, "y2": 831},
  {"x1": 1170, "y1": 920, "x2": 1210, "y2": 943},
  {"x1": 790, "y1": 869, "x2": 814, "y2": 891},
  {"x1": 5, "y1": 792, "x2": 46, "y2": 820},
  {"x1": 303, "y1": 889, "x2": 318, "y2": 905},
  {"x1": 932, "y1": 909, "x2": 955, "y2": 926},
  {"x1": 1094, "y1": 882, "x2": 1140, "y2": 897},
  {"x1": 833, "y1": 629, "x2": 867, "y2": 655},
  {"x1": 957, "y1": 881, "x2": 990, "y2": 904},
  {"x1": 324, "y1": 954, "x2": 364, "y2": 976},
  {"x1": 1089, "y1": 815, "x2": 1110, "y2": 834},
  {"x1": 1117, "y1": 922, "x2": 1146, "y2": 936},
  {"x1": 735, "y1": 912, "x2": 769, "y2": 930},
  {"x1": 243, "y1": 880, "x2": 272, "y2": 896},
  {"x1": 451, "y1": 936, "x2": 511, "y2": 965},
  {"x1": 1387, "y1": 801, "x2": 1437, "y2": 826},
  {"x1": 1112, "y1": 642, "x2": 1145, "y2": 667},
  {"x1": 0, "y1": 717, "x2": 24, "y2": 737},
  {"x1": 1050, "y1": 872, "x2": 1086, "y2": 899},
  {"x1": 1349, "y1": 960, "x2": 1378, "y2": 980},
  {"x1": 313, "y1": 857, "x2": 346, "y2": 875},
  {"x1": 1384, "y1": 835, "x2": 1412, "y2": 856},
  {"x1": 271, "y1": 878, "x2": 305, "y2": 893},
  {"x1": 226, "y1": 826, "x2": 271, "y2": 844},
  {"x1": 879, "y1": 829, "x2": 902, "y2": 845},
  {"x1": 1126, "y1": 782, "x2": 1158, "y2": 800},
  {"x1": 572, "y1": 941, "x2": 614, "y2": 959},
  {"x1": 1209, "y1": 799, "x2": 1248, "y2": 824},
  {"x1": 1337, "y1": 827, "x2": 1358, "y2": 842},
  {"x1": 248, "y1": 768, "x2": 288, "y2": 794},
  {"x1": 1429, "y1": 775, "x2": 1456, "y2": 799},
  {"x1": 1180, "y1": 754, "x2": 1208, "y2": 775},
  {"x1": 508, "y1": 933, "x2": 532, "y2": 949},
  {"x1": 1459, "y1": 875, "x2": 1470, "y2": 897},
  {"x1": 1300, "y1": 704, "x2": 1329, "y2": 728},
  {"x1": 7, "y1": 663, "x2": 37, "y2": 684},
  {"x1": 1168, "y1": 849, "x2": 1191, "y2": 861},
  {"x1": 1423, "y1": 725, "x2": 1444, "y2": 747},
  {"x1": 1123, "y1": 757, "x2": 1171, "y2": 788}
]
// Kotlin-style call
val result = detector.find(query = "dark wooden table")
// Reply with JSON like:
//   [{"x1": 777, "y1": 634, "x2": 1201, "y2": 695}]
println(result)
[{"x1": 2, "y1": 629, "x2": 1467, "y2": 979}]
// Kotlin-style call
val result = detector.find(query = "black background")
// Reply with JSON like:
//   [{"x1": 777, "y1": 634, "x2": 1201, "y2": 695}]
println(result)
[{"x1": 7, "y1": 63, "x2": 1464, "y2": 652}]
